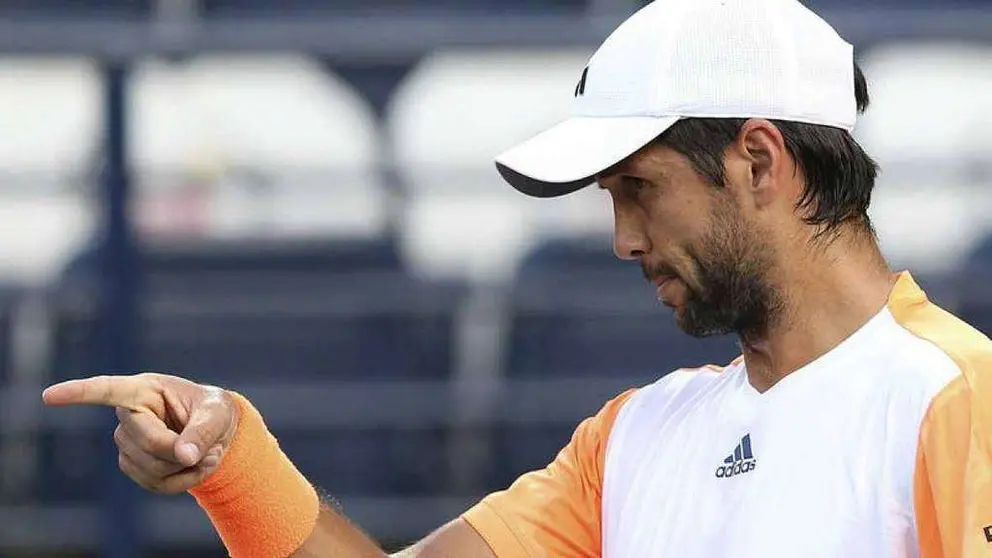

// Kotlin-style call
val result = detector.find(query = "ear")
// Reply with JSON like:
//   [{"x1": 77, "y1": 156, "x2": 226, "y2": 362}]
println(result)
[{"x1": 730, "y1": 119, "x2": 793, "y2": 210}]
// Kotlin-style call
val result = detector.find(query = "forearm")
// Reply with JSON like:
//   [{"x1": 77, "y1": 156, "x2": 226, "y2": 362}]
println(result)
[
  {"x1": 283, "y1": 499, "x2": 490, "y2": 558},
  {"x1": 190, "y1": 393, "x2": 492, "y2": 558},
  {"x1": 189, "y1": 392, "x2": 323, "y2": 557},
  {"x1": 188, "y1": 394, "x2": 397, "y2": 557},
  {"x1": 290, "y1": 500, "x2": 387, "y2": 558}
]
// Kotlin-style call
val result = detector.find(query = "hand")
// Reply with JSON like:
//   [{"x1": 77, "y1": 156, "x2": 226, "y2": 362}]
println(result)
[{"x1": 42, "y1": 373, "x2": 240, "y2": 495}]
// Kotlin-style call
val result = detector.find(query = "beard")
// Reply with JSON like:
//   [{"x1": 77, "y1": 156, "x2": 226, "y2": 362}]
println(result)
[{"x1": 643, "y1": 200, "x2": 780, "y2": 339}]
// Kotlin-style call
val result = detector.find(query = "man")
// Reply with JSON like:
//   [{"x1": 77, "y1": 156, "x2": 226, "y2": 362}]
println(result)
[{"x1": 42, "y1": 0, "x2": 992, "y2": 556}]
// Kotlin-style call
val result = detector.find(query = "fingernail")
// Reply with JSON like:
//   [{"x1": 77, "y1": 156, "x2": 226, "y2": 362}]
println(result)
[
  {"x1": 201, "y1": 455, "x2": 219, "y2": 469},
  {"x1": 177, "y1": 443, "x2": 200, "y2": 466}
]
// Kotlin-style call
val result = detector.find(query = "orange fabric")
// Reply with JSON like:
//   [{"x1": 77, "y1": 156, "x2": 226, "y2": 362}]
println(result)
[
  {"x1": 888, "y1": 272, "x2": 992, "y2": 558},
  {"x1": 462, "y1": 389, "x2": 638, "y2": 558},
  {"x1": 189, "y1": 392, "x2": 320, "y2": 558}
]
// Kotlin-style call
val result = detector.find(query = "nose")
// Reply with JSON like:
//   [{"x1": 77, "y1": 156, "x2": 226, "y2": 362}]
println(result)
[{"x1": 612, "y1": 198, "x2": 650, "y2": 261}]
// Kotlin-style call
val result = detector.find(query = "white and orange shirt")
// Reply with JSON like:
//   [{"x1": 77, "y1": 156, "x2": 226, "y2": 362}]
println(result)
[{"x1": 463, "y1": 272, "x2": 992, "y2": 557}]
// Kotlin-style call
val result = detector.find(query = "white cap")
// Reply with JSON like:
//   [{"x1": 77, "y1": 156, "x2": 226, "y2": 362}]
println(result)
[{"x1": 496, "y1": 0, "x2": 857, "y2": 198}]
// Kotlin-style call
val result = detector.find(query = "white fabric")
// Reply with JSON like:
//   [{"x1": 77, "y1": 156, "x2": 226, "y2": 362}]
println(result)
[
  {"x1": 602, "y1": 308, "x2": 959, "y2": 557},
  {"x1": 498, "y1": 0, "x2": 857, "y2": 196},
  {"x1": 496, "y1": 116, "x2": 678, "y2": 185}
]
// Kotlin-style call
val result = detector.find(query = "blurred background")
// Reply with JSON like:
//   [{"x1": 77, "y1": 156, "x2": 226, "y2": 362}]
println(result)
[{"x1": 0, "y1": 0, "x2": 990, "y2": 556}]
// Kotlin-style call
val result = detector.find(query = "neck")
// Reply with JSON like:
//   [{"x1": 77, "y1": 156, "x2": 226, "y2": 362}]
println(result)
[{"x1": 740, "y1": 230, "x2": 898, "y2": 393}]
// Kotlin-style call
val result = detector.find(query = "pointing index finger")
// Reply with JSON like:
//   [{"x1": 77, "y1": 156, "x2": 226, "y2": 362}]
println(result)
[{"x1": 43, "y1": 376, "x2": 145, "y2": 410}]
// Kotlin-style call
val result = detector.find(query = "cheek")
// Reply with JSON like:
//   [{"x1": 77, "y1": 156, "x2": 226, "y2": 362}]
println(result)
[
  {"x1": 641, "y1": 196, "x2": 697, "y2": 254},
  {"x1": 646, "y1": 212, "x2": 719, "y2": 287}
]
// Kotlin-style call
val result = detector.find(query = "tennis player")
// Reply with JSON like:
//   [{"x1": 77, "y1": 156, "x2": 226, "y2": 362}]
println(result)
[{"x1": 43, "y1": 0, "x2": 992, "y2": 556}]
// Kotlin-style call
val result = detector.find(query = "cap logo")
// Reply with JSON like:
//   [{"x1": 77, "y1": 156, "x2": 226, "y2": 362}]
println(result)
[{"x1": 574, "y1": 66, "x2": 589, "y2": 97}]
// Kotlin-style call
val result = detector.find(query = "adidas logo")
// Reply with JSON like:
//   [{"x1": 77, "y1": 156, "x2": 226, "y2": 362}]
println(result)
[{"x1": 715, "y1": 434, "x2": 757, "y2": 478}]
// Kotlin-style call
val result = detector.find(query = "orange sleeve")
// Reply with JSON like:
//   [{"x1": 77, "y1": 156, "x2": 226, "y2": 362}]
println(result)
[
  {"x1": 462, "y1": 389, "x2": 637, "y2": 558},
  {"x1": 914, "y1": 371, "x2": 992, "y2": 558}
]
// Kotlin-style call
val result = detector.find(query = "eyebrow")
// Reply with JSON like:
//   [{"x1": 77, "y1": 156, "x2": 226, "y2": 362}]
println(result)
[
  {"x1": 596, "y1": 162, "x2": 634, "y2": 188},
  {"x1": 600, "y1": 160, "x2": 633, "y2": 180},
  {"x1": 598, "y1": 168, "x2": 669, "y2": 190}
]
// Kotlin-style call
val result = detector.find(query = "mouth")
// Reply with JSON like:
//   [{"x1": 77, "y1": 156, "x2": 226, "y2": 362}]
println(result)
[
  {"x1": 652, "y1": 275, "x2": 679, "y2": 305},
  {"x1": 642, "y1": 263, "x2": 680, "y2": 303},
  {"x1": 653, "y1": 275, "x2": 676, "y2": 289}
]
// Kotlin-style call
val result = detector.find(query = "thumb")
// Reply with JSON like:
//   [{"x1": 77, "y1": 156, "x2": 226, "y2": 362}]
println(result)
[
  {"x1": 175, "y1": 439, "x2": 202, "y2": 468},
  {"x1": 174, "y1": 399, "x2": 229, "y2": 467}
]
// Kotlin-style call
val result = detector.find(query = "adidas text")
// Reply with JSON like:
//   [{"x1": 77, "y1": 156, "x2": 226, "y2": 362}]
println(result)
[{"x1": 715, "y1": 459, "x2": 756, "y2": 478}]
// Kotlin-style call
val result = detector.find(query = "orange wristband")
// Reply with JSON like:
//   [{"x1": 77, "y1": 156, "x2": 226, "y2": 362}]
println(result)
[{"x1": 190, "y1": 392, "x2": 320, "y2": 558}]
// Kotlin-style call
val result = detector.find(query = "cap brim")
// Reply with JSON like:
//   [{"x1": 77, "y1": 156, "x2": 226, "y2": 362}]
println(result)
[{"x1": 495, "y1": 115, "x2": 680, "y2": 198}]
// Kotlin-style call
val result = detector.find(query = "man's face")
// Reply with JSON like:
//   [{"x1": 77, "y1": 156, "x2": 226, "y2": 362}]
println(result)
[{"x1": 599, "y1": 144, "x2": 778, "y2": 338}]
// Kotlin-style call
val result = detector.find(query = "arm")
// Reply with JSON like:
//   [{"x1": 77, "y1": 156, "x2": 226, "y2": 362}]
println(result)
[
  {"x1": 43, "y1": 373, "x2": 631, "y2": 557},
  {"x1": 293, "y1": 505, "x2": 492, "y2": 558},
  {"x1": 42, "y1": 374, "x2": 494, "y2": 558},
  {"x1": 913, "y1": 371, "x2": 992, "y2": 558}
]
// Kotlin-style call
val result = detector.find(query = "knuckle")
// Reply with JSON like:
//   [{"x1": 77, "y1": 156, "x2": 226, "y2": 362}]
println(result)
[
  {"x1": 137, "y1": 372, "x2": 162, "y2": 389},
  {"x1": 117, "y1": 453, "x2": 131, "y2": 474},
  {"x1": 133, "y1": 432, "x2": 159, "y2": 455},
  {"x1": 150, "y1": 457, "x2": 183, "y2": 478},
  {"x1": 125, "y1": 425, "x2": 170, "y2": 456},
  {"x1": 119, "y1": 454, "x2": 162, "y2": 494},
  {"x1": 113, "y1": 426, "x2": 125, "y2": 448},
  {"x1": 115, "y1": 406, "x2": 129, "y2": 422}
]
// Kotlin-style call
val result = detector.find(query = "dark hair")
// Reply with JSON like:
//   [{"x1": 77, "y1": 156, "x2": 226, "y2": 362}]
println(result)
[{"x1": 656, "y1": 62, "x2": 878, "y2": 240}]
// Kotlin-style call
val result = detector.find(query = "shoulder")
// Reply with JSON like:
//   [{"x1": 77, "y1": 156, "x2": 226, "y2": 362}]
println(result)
[
  {"x1": 888, "y1": 276, "x2": 992, "y2": 555},
  {"x1": 888, "y1": 272, "x2": 992, "y2": 377},
  {"x1": 886, "y1": 272, "x2": 992, "y2": 438}
]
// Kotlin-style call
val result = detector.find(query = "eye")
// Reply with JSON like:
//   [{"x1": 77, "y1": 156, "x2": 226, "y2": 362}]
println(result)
[{"x1": 628, "y1": 177, "x2": 651, "y2": 193}]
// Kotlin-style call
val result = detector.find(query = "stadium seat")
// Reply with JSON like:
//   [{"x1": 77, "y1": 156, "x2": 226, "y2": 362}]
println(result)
[
  {"x1": 35, "y1": 429, "x2": 105, "y2": 503},
  {"x1": 509, "y1": 237, "x2": 740, "y2": 379},
  {"x1": 387, "y1": 49, "x2": 612, "y2": 281},
  {"x1": 967, "y1": 234, "x2": 992, "y2": 270},
  {"x1": 137, "y1": 239, "x2": 454, "y2": 387},
  {"x1": 42, "y1": 237, "x2": 462, "y2": 499},
  {"x1": 276, "y1": 427, "x2": 449, "y2": 496},
  {"x1": 0, "y1": 0, "x2": 152, "y2": 17},
  {"x1": 802, "y1": 0, "x2": 990, "y2": 6},
  {"x1": 49, "y1": 238, "x2": 458, "y2": 384},
  {"x1": 0, "y1": 287, "x2": 17, "y2": 388},
  {"x1": 0, "y1": 57, "x2": 100, "y2": 284},
  {"x1": 954, "y1": 234, "x2": 992, "y2": 337},
  {"x1": 130, "y1": 55, "x2": 389, "y2": 240},
  {"x1": 857, "y1": 43, "x2": 992, "y2": 275},
  {"x1": 959, "y1": 289, "x2": 992, "y2": 338},
  {"x1": 202, "y1": 0, "x2": 587, "y2": 16}
]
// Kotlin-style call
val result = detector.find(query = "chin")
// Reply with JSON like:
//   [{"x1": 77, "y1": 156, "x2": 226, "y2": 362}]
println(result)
[{"x1": 675, "y1": 307, "x2": 735, "y2": 338}]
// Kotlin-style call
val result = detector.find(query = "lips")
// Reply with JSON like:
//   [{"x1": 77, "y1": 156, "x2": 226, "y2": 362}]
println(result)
[
  {"x1": 653, "y1": 275, "x2": 676, "y2": 289},
  {"x1": 654, "y1": 275, "x2": 678, "y2": 304}
]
